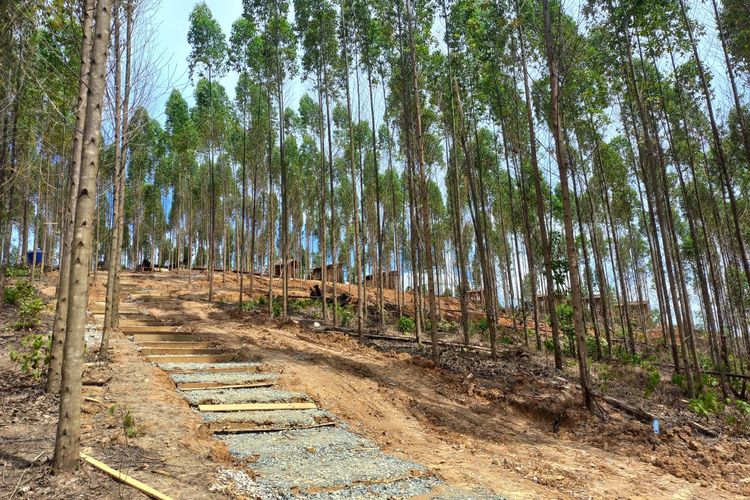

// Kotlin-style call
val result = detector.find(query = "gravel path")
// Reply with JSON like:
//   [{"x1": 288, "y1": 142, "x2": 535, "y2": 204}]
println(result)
[
  {"x1": 123, "y1": 298, "x2": 505, "y2": 498},
  {"x1": 220, "y1": 427, "x2": 431, "y2": 492},
  {"x1": 202, "y1": 408, "x2": 335, "y2": 427},
  {"x1": 170, "y1": 371, "x2": 277, "y2": 384},
  {"x1": 181, "y1": 387, "x2": 312, "y2": 406},
  {"x1": 155, "y1": 361, "x2": 265, "y2": 371}
]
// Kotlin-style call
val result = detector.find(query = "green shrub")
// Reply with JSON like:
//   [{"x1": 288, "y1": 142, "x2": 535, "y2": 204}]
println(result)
[
  {"x1": 689, "y1": 389, "x2": 724, "y2": 417},
  {"x1": 335, "y1": 305, "x2": 353, "y2": 327},
  {"x1": 289, "y1": 298, "x2": 316, "y2": 312},
  {"x1": 644, "y1": 367, "x2": 661, "y2": 397},
  {"x1": 3, "y1": 279, "x2": 35, "y2": 305},
  {"x1": 14, "y1": 297, "x2": 45, "y2": 330},
  {"x1": 6, "y1": 267, "x2": 29, "y2": 278},
  {"x1": 439, "y1": 320, "x2": 458, "y2": 333},
  {"x1": 586, "y1": 336, "x2": 600, "y2": 357},
  {"x1": 398, "y1": 316, "x2": 415, "y2": 334},
  {"x1": 470, "y1": 317, "x2": 490, "y2": 339},
  {"x1": 671, "y1": 373, "x2": 685, "y2": 387},
  {"x1": 543, "y1": 337, "x2": 554, "y2": 352},
  {"x1": 736, "y1": 400, "x2": 750, "y2": 416},
  {"x1": 9, "y1": 334, "x2": 51, "y2": 379}
]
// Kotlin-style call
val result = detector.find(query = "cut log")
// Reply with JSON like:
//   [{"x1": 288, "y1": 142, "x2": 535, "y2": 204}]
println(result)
[
  {"x1": 198, "y1": 402, "x2": 318, "y2": 412},
  {"x1": 598, "y1": 394, "x2": 654, "y2": 423},
  {"x1": 80, "y1": 453, "x2": 173, "y2": 500}
]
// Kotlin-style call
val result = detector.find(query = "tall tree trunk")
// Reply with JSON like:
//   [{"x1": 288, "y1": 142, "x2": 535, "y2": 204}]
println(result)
[
  {"x1": 47, "y1": 0, "x2": 94, "y2": 394},
  {"x1": 542, "y1": 0, "x2": 592, "y2": 409},
  {"x1": 54, "y1": 0, "x2": 113, "y2": 470},
  {"x1": 101, "y1": 1, "x2": 123, "y2": 358}
]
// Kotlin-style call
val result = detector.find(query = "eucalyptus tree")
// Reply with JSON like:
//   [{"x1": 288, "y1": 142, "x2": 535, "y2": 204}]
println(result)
[
  {"x1": 187, "y1": 1, "x2": 227, "y2": 301},
  {"x1": 230, "y1": 16, "x2": 262, "y2": 311},
  {"x1": 294, "y1": 0, "x2": 339, "y2": 321},
  {"x1": 164, "y1": 90, "x2": 197, "y2": 276},
  {"x1": 47, "y1": 0, "x2": 95, "y2": 394},
  {"x1": 102, "y1": 0, "x2": 134, "y2": 359},
  {"x1": 541, "y1": 0, "x2": 593, "y2": 410},
  {"x1": 54, "y1": 0, "x2": 114, "y2": 471},
  {"x1": 244, "y1": 0, "x2": 297, "y2": 318},
  {"x1": 339, "y1": 0, "x2": 366, "y2": 338},
  {"x1": 352, "y1": 0, "x2": 387, "y2": 329}
]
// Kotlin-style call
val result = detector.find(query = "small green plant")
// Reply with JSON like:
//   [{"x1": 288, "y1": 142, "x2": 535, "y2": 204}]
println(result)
[
  {"x1": 122, "y1": 409, "x2": 137, "y2": 438},
  {"x1": 735, "y1": 400, "x2": 750, "y2": 416},
  {"x1": 9, "y1": 334, "x2": 51, "y2": 379},
  {"x1": 289, "y1": 298, "x2": 316, "y2": 312},
  {"x1": 671, "y1": 373, "x2": 685, "y2": 387},
  {"x1": 108, "y1": 405, "x2": 138, "y2": 438},
  {"x1": 644, "y1": 367, "x2": 661, "y2": 397},
  {"x1": 470, "y1": 317, "x2": 490, "y2": 339},
  {"x1": 335, "y1": 304, "x2": 353, "y2": 327},
  {"x1": 585, "y1": 336, "x2": 600, "y2": 357},
  {"x1": 14, "y1": 297, "x2": 45, "y2": 330},
  {"x1": 689, "y1": 388, "x2": 724, "y2": 417},
  {"x1": 398, "y1": 316, "x2": 415, "y2": 334},
  {"x1": 543, "y1": 337, "x2": 554, "y2": 352},
  {"x1": 596, "y1": 364, "x2": 612, "y2": 391},
  {"x1": 6, "y1": 267, "x2": 29, "y2": 278},
  {"x1": 3, "y1": 279, "x2": 35, "y2": 305}
]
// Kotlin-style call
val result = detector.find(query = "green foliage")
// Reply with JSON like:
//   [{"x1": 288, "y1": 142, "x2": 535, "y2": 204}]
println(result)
[
  {"x1": 398, "y1": 316, "x2": 415, "y2": 334},
  {"x1": 585, "y1": 336, "x2": 600, "y2": 358},
  {"x1": 5, "y1": 267, "x2": 29, "y2": 278},
  {"x1": 555, "y1": 303, "x2": 575, "y2": 354},
  {"x1": 596, "y1": 364, "x2": 612, "y2": 391},
  {"x1": 9, "y1": 334, "x2": 51, "y2": 379},
  {"x1": 613, "y1": 345, "x2": 642, "y2": 366},
  {"x1": 543, "y1": 337, "x2": 555, "y2": 352},
  {"x1": 671, "y1": 373, "x2": 685, "y2": 387},
  {"x1": 3, "y1": 279, "x2": 35, "y2": 305},
  {"x1": 335, "y1": 305, "x2": 353, "y2": 327},
  {"x1": 122, "y1": 409, "x2": 137, "y2": 438},
  {"x1": 735, "y1": 400, "x2": 750, "y2": 416},
  {"x1": 470, "y1": 317, "x2": 490, "y2": 338},
  {"x1": 689, "y1": 389, "x2": 724, "y2": 417},
  {"x1": 15, "y1": 298, "x2": 45, "y2": 330},
  {"x1": 272, "y1": 299, "x2": 282, "y2": 318},
  {"x1": 108, "y1": 405, "x2": 138, "y2": 438},
  {"x1": 289, "y1": 298, "x2": 316, "y2": 312},
  {"x1": 644, "y1": 367, "x2": 661, "y2": 397}
]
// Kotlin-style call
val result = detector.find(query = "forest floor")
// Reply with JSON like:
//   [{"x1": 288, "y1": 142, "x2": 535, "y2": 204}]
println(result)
[{"x1": 1, "y1": 269, "x2": 749, "y2": 498}]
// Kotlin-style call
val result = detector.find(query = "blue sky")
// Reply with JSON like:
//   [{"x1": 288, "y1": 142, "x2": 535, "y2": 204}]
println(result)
[{"x1": 150, "y1": 0, "x2": 243, "y2": 120}]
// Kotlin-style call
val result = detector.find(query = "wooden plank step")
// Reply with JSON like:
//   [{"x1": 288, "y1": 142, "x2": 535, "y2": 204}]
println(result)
[
  {"x1": 133, "y1": 333, "x2": 199, "y2": 342},
  {"x1": 207, "y1": 421, "x2": 334, "y2": 434},
  {"x1": 138, "y1": 341, "x2": 214, "y2": 349},
  {"x1": 198, "y1": 402, "x2": 318, "y2": 412},
  {"x1": 121, "y1": 326, "x2": 187, "y2": 333},
  {"x1": 140, "y1": 347, "x2": 226, "y2": 356},
  {"x1": 129, "y1": 292, "x2": 171, "y2": 298},
  {"x1": 162, "y1": 365, "x2": 267, "y2": 374},
  {"x1": 145, "y1": 354, "x2": 236, "y2": 363},
  {"x1": 177, "y1": 380, "x2": 274, "y2": 391}
]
